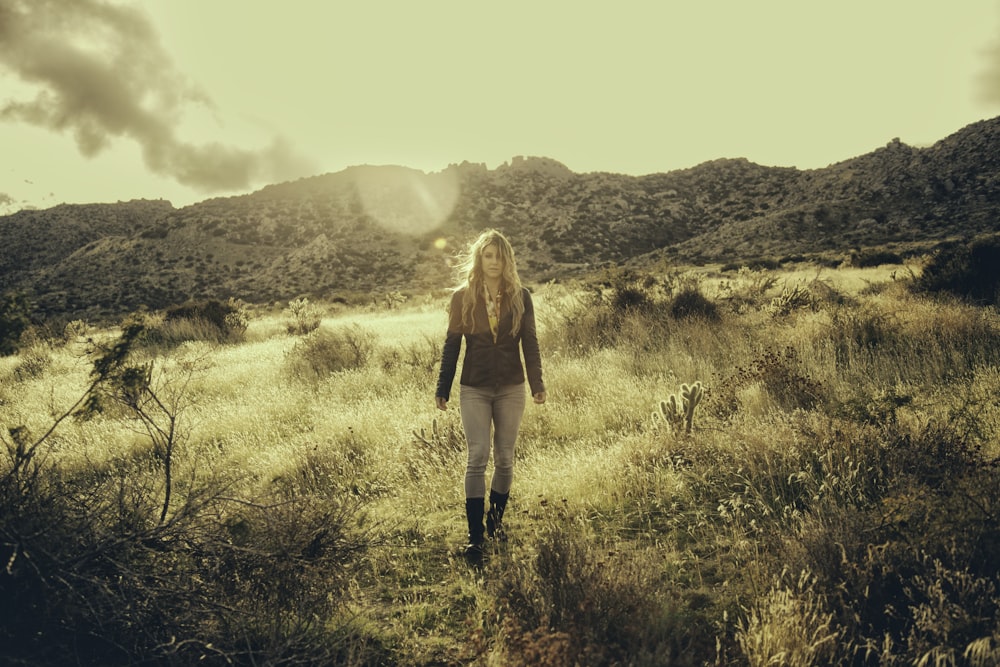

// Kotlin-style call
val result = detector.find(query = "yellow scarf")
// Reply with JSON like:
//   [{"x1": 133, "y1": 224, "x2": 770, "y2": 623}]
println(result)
[{"x1": 485, "y1": 284, "x2": 501, "y2": 343}]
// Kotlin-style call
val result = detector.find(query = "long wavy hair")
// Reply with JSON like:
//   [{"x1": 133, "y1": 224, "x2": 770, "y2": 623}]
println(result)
[{"x1": 453, "y1": 228, "x2": 525, "y2": 336}]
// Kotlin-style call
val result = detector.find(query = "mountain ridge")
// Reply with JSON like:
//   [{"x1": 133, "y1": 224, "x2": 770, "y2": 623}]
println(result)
[{"x1": 3, "y1": 116, "x2": 999, "y2": 320}]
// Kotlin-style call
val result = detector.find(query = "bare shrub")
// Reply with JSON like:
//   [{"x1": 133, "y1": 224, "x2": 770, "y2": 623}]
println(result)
[{"x1": 711, "y1": 346, "x2": 825, "y2": 417}]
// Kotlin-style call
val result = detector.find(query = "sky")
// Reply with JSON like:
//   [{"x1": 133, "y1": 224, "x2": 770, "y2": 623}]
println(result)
[{"x1": 2, "y1": 0, "x2": 1000, "y2": 214}]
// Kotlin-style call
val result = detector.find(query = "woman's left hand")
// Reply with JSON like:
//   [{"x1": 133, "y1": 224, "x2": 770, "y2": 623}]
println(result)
[{"x1": 533, "y1": 391, "x2": 547, "y2": 405}]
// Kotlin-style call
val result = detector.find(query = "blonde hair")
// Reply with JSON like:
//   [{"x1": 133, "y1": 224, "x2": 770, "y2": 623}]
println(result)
[{"x1": 453, "y1": 228, "x2": 525, "y2": 336}]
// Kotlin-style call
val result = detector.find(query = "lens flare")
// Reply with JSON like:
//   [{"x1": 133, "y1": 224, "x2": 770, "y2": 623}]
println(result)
[
  {"x1": 433, "y1": 237, "x2": 448, "y2": 250},
  {"x1": 354, "y1": 166, "x2": 459, "y2": 236}
]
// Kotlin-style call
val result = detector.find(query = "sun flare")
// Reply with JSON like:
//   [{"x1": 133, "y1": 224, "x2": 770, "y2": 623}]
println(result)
[{"x1": 354, "y1": 166, "x2": 459, "y2": 236}]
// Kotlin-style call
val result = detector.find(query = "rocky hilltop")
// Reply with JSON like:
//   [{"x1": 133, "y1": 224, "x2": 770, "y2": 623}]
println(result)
[{"x1": 2, "y1": 117, "x2": 999, "y2": 320}]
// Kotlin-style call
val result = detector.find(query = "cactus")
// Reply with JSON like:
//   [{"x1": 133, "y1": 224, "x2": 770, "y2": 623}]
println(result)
[
  {"x1": 655, "y1": 381, "x2": 704, "y2": 435},
  {"x1": 412, "y1": 418, "x2": 442, "y2": 447},
  {"x1": 412, "y1": 417, "x2": 464, "y2": 452},
  {"x1": 768, "y1": 284, "x2": 812, "y2": 316}
]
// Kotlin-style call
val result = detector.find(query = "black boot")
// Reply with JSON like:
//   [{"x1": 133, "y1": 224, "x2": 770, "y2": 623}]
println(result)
[
  {"x1": 486, "y1": 489, "x2": 509, "y2": 540},
  {"x1": 464, "y1": 497, "x2": 486, "y2": 560}
]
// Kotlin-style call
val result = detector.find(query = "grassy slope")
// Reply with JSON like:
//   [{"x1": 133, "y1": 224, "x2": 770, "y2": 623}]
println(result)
[{"x1": 3, "y1": 263, "x2": 1000, "y2": 665}]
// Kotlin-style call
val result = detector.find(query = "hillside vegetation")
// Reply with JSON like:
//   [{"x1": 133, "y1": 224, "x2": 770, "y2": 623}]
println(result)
[
  {"x1": 2, "y1": 117, "x2": 999, "y2": 321},
  {"x1": 2, "y1": 260, "x2": 1000, "y2": 665}
]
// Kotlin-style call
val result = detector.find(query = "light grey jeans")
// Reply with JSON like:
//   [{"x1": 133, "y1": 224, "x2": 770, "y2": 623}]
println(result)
[{"x1": 459, "y1": 383, "x2": 526, "y2": 498}]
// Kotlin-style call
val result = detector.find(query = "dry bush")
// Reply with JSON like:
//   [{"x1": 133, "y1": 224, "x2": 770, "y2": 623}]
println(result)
[
  {"x1": 541, "y1": 289, "x2": 633, "y2": 352},
  {"x1": 284, "y1": 324, "x2": 376, "y2": 384},
  {"x1": 767, "y1": 283, "x2": 815, "y2": 316},
  {"x1": 165, "y1": 298, "x2": 248, "y2": 341},
  {"x1": 827, "y1": 302, "x2": 903, "y2": 367},
  {"x1": 710, "y1": 346, "x2": 825, "y2": 418},
  {"x1": 737, "y1": 569, "x2": 844, "y2": 666},
  {"x1": 11, "y1": 342, "x2": 52, "y2": 381},
  {"x1": 0, "y1": 455, "x2": 370, "y2": 665},
  {"x1": 488, "y1": 517, "x2": 703, "y2": 666},
  {"x1": 897, "y1": 297, "x2": 1000, "y2": 373},
  {"x1": 669, "y1": 283, "x2": 720, "y2": 321},
  {"x1": 717, "y1": 267, "x2": 780, "y2": 312},
  {"x1": 0, "y1": 324, "x2": 374, "y2": 666},
  {"x1": 540, "y1": 269, "x2": 679, "y2": 353},
  {"x1": 136, "y1": 298, "x2": 249, "y2": 348},
  {"x1": 377, "y1": 333, "x2": 440, "y2": 374},
  {"x1": 6, "y1": 268, "x2": 1000, "y2": 665},
  {"x1": 0, "y1": 291, "x2": 32, "y2": 356}
]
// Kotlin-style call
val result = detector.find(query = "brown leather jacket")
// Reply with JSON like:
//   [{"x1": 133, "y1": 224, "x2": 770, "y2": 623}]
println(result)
[{"x1": 435, "y1": 287, "x2": 544, "y2": 401}]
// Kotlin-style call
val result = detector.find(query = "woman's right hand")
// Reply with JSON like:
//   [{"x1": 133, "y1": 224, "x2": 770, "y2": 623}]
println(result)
[{"x1": 435, "y1": 396, "x2": 448, "y2": 411}]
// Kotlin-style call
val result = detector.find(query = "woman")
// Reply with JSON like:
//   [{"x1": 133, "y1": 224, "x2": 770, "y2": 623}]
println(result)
[{"x1": 435, "y1": 229, "x2": 546, "y2": 557}]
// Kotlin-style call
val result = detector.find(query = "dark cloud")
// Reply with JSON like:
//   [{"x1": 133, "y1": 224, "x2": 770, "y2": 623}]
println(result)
[
  {"x1": 0, "y1": 0, "x2": 314, "y2": 193},
  {"x1": 975, "y1": 4, "x2": 1000, "y2": 109},
  {"x1": 977, "y1": 39, "x2": 1000, "y2": 109}
]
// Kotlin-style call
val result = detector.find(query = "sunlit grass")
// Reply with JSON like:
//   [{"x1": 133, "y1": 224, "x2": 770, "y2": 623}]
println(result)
[{"x1": 4, "y1": 263, "x2": 1000, "y2": 665}]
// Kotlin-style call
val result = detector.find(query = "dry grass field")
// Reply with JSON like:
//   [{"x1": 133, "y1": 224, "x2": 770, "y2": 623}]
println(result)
[{"x1": 3, "y1": 261, "x2": 1000, "y2": 666}]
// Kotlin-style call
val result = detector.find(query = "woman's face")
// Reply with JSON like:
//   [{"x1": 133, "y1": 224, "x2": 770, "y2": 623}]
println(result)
[{"x1": 480, "y1": 243, "x2": 504, "y2": 281}]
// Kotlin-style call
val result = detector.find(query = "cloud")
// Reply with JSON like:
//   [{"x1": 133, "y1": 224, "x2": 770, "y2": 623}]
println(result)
[
  {"x1": 978, "y1": 39, "x2": 1000, "y2": 109},
  {"x1": 0, "y1": 0, "x2": 315, "y2": 193},
  {"x1": 975, "y1": 4, "x2": 1000, "y2": 109}
]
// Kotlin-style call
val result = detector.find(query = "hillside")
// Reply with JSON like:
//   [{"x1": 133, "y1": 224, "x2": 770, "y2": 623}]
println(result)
[{"x1": 2, "y1": 117, "x2": 999, "y2": 320}]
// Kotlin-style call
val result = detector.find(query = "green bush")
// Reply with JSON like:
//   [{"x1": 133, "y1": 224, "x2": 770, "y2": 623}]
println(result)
[
  {"x1": 285, "y1": 324, "x2": 376, "y2": 383},
  {"x1": 915, "y1": 234, "x2": 1000, "y2": 305},
  {"x1": 851, "y1": 248, "x2": 903, "y2": 267},
  {"x1": 786, "y1": 419, "x2": 1000, "y2": 665},
  {"x1": 149, "y1": 298, "x2": 249, "y2": 345},
  {"x1": 669, "y1": 285, "x2": 719, "y2": 321},
  {"x1": 0, "y1": 292, "x2": 32, "y2": 356}
]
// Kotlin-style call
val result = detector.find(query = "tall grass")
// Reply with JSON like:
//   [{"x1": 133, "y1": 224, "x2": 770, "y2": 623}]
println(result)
[{"x1": 2, "y1": 264, "x2": 1000, "y2": 665}]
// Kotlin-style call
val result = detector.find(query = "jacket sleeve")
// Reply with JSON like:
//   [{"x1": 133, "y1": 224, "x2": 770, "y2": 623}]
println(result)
[
  {"x1": 520, "y1": 289, "x2": 545, "y2": 395},
  {"x1": 435, "y1": 291, "x2": 463, "y2": 401}
]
